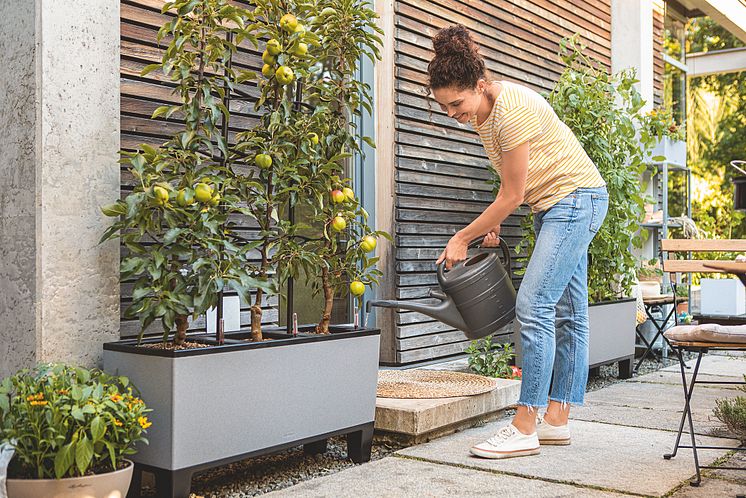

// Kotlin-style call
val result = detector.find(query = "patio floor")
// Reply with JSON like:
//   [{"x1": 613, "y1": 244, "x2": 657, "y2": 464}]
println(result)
[{"x1": 265, "y1": 352, "x2": 746, "y2": 497}]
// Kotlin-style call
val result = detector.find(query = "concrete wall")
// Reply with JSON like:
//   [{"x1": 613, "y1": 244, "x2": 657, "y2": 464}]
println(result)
[{"x1": 0, "y1": 0, "x2": 121, "y2": 378}]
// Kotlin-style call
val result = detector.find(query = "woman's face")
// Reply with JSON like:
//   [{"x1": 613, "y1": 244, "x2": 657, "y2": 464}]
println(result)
[{"x1": 432, "y1": 80, "x2": 487, "y2": 124}]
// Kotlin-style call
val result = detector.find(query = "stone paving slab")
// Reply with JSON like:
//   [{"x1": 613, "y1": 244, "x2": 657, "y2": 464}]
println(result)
[
  {"x1": 661, "y1": 353, "x2": 746, "y2": 378},
  {"x1": 669, "y1": 476, "x2": 746, "y2": 497},
  {"x1": 634, "y1": 370, "x2": 741, "y2": 389},
  {"x1": 709, "y1": 449, "x2": 746, "y2": 483},
  {"x1": 583, "y1": 379, "x2": 736, "y2": 420},
  {"x1": 570, "y1": 403, "x2": 730, "y2": 438},
  {"x1": 396, "y1": 418, "x2": 738, "y2": 496},
  {"x1": 264, "y1": 455, "x2": 628, "y2": 497}
]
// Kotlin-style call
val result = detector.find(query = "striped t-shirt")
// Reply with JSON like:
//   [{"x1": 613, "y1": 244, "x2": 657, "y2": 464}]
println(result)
[{"x1": 471, "y1": 81, "x2": 605, "y2": 212}]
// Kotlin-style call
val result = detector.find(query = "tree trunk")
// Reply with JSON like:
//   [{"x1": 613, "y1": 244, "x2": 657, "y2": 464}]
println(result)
[
  {"x1": 174, "y1": 315, "x2": 189, "y2": 346},
  {"x1": 251, "y1": 288, "x2": 264, "y2": 342},
  {"x1": 316, "y1": 267, "x2": 333, "y2": 334}
]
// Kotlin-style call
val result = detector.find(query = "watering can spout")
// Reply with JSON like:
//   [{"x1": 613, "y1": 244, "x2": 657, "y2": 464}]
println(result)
[{"x1": 367, "y1": 291, "x2": 469, "y2": 332}]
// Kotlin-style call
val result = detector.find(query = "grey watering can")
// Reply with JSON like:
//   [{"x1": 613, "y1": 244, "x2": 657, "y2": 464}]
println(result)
[{"x1": 367, "y1": 238, "x2": 516, "y2": 340}]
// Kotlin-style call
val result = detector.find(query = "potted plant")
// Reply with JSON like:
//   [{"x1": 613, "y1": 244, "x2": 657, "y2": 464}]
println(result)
[
  {"x1": 101, "y1": 2, "x2": 386, "y2": 497},
  {"x1": 643, "y1": 106, "x2": 687, "y2": 168},
  {"x1": 0, "y1": 363, "x2": 149, "y2": 497},
  {"x1": 516, "y1": 35, "x2": 668, "y2": 379}
]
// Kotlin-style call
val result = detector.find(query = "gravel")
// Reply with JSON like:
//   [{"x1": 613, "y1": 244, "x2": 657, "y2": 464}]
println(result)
[{"x1": 145, "y1": 352, "x2": 692, "y2": 497}]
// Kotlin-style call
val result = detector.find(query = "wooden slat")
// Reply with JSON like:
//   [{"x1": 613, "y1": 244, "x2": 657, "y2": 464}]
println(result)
[
  {"x1": 661, "y1": 239, "x2": 746, "y2": 252},
  {"x1": 663, "y1": 260, "x2": 745, "y2": 273}
]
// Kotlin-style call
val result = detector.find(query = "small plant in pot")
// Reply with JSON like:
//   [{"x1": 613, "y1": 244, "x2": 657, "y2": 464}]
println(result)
[{"x1": 0, "y1": 364, "x2": 150, "y2": 497}]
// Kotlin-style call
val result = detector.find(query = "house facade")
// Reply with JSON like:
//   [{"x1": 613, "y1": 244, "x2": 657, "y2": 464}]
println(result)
[{"x1": 2, "y1": 0, "x2": 745, "y2": 376}]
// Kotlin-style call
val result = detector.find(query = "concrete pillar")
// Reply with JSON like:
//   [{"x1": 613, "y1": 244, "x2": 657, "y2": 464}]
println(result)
[
  {"x1": 0, "y1": 1, "x2": 121, "y2": 378},
  {"x1": 611, "y1": 0, "x2": 655, "y2": 112}
]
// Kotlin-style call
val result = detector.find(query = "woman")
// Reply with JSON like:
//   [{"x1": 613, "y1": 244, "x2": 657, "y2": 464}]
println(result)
[{"x1": 429, "y1": 25, "x2": 609, "y2": 459}]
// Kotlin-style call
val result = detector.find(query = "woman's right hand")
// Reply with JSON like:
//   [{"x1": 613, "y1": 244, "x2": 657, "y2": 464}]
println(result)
[{"x1": 482, "y1": 226, "x2": 501, "y2": 247}]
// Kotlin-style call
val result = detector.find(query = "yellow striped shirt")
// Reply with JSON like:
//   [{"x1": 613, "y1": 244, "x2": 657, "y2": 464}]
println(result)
[{"x1": 471, "y1": 81, "x2": 605, "y2": 212}]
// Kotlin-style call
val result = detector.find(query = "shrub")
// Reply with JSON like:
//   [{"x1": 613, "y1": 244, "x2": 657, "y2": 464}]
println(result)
[
  {"x1": 713, "y1": 379, "x2": 746, "y2": 445},
  {"x1": 0, "y1": 364, "x2": 150, "y2": 479},
  {"x1": 466, "y1": 336, "x2": 521, "y2": 379}
]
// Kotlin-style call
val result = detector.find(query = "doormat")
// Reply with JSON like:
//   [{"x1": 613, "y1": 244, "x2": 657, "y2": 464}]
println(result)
[{"x1": 376, "y1": 370, "x2": 498, "y2": 399}]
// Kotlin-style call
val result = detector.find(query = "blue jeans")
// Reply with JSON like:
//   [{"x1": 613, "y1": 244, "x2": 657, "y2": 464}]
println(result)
[{"x1": 516, "y1": 187, "x2": 609, "y2": 408}]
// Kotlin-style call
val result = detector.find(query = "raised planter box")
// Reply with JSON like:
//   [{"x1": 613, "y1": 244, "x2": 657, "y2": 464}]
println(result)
[
  {"x1": 103, "y1": 327, "x2": 380, "y2": 498},
  {"x1": 589, "y1": 298, "x2": 636, "y2": 378},
  {"x1": 646, "y1": 137, "x2": 686, "y2": 169}
]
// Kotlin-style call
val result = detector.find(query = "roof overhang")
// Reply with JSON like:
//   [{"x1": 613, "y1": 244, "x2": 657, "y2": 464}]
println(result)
[
  {"x1": 674, "y1": 0, "x2": 746, "y2": 42},
  {"x1": 687, "y1": 47, "x2": 746, "y2": 76}
]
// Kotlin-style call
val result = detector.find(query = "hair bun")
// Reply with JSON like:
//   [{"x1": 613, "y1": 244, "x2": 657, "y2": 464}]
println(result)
[{"x1": 432, "y1": 24, "x2": 478, "y2": 58}]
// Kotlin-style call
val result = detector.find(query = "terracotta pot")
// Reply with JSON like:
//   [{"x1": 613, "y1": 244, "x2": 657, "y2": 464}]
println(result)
[{"x1": 6, "y1": 460, "x2": 133, "y2": 498}]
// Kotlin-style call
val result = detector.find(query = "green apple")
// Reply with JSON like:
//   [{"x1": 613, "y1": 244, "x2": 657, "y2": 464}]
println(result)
[
  {"x1": 176, "y1": 189, "x2": 194, "y2": 207},
  {"x1": 308, "y1": 132, "x2": 319, "y2": 145},
  {"x1": 255, "y1": 153, "x2": 273, "y2": 169},
  {"x1": 194, "y1": 183, "x2": 213, "y2": 203},
  {"x1": 331, "y1": 215, "x2": 346, "y2": 231},
  {"x1": 262, "y1": 50, "x2": 276, "y2": 65},
  {"x1": 331, "y1": 189, "x2": 345, "y2": 204},
  {"x1": 266, "y1": 38, "x2": 282, "y2": 55},
  {"x1": 350, "y1": 280, "x2": 365, "y2": 296},
  {"x1": 342, "y1": 187, "x2": 354, "y2": 201},
  {"x1": 153, "y1": 185, "x2": 169, "y2": 202},
  {"x1": 291, "y1": 42, "x2": 308, "y2": 57},
  {"x1": 360, "y1": 235, "x2": 377, "y2": 253},
  {"x1": 261, "y1": 64, "x2": 274, "y2": 78},
  {"x1": 275, "y1": 65, "x2": 295, "y2": 85},
  {"x1": 280, "y1": 13, "x2": 298, "y2": 32}
]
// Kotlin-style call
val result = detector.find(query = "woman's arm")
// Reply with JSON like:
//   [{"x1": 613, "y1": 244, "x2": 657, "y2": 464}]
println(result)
[{"x1": 436, "y1": 142, "x2": 529, "y2": 268}]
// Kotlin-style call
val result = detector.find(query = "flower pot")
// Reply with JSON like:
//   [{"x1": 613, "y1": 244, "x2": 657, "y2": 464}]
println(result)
[
  {"x1": 647, "y1": 137, "x2": 686, "y2": 168},
  {"x1": 6, "y1": 460, "x2": 133, "y2": 498},
  {"x1": 588, "y1": 298, "x2": 636, "y2": 378},
  {"x1": 103, "y1": 327, "x2": 380, "y2": 498}
]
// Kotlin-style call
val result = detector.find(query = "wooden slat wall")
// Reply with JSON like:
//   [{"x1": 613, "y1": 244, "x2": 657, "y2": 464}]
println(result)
[
  {"x1": 119, "y1": 0, "x2": 278, "y2": 338},
  {"x1": 653, "y1": 0, "x2": 664, "y2": 106},
  {"x1": 391, "y1": 0, "x2": 612, "y2": 364}
]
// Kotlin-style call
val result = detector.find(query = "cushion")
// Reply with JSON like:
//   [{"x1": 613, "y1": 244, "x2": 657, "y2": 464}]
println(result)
[{"x1": 664, "y1": 323, "x2": 746, "y2": 343}]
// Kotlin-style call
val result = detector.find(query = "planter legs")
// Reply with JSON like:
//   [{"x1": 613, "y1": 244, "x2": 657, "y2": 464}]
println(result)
[
  {"x1": 618, "y1": 356, "x2": 634, "y2": 379},
  {"x1": 304, "y1": 438, "x2": 328, "y2": 456},
  {"x1": 347, "y1": 422, "x2": 374, "y2": 463},
  {"x1": 127, "y1": 464, "x2": 193, "y2": 498}
]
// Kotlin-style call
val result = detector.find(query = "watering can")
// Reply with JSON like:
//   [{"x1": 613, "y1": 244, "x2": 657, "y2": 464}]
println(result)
[{"x1": 366, "y1": 238, "x2": 517, "y2": 340}]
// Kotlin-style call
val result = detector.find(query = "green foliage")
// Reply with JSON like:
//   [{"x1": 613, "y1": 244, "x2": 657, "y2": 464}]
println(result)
[
  {"x1": 713, "y1": 377, "x2": 746, "y2": 445},
  {"x1": 518, "y1": 35, "x2": 662, "y2": 302},
  {"x1": 466, "y1": 336, "x2": 518, "y2": 379},
  {"x1": 101, "y1": 0, "x2": 265, "y2": 344},
  {"x1": 0, "y1": 364, "x2": 150, "y2": 479}
]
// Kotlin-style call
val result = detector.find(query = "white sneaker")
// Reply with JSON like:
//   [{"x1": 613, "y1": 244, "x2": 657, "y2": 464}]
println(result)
[
  {"x1": 470, "y1": 424, "x2": 540, "y2": 459},
  {"x1": 537, "y1": 416, "x2": 571, "y2": 445}
]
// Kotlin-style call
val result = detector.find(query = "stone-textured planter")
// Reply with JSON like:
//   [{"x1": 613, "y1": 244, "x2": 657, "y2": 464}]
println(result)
[
  {"x1": 6, "y1": 459, "x2": 133, "y2": 498},
  {"x1": 103, "y1": 328, "x2": 380, "y2": 498},
  {"x1": 589, "y1": 298, "x2": 636, "y2": 378}
]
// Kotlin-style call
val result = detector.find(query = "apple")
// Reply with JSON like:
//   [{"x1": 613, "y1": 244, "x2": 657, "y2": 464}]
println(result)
[
  {"x1": 262, "y1": 50, "x2": 275, "y2": 65},
  {"x1": 331, "y1": 189, "x2": 345, "y2": 204},
  {"x1": 280, "y1": 13, "x2": 298, "y2": 32},
  {"x1": 255, "y1": 153, "x2": 273, "y2": 169},
  {"x1": 209, "y1": 193, "x2": 221, "y2": 207},
  {"x1": 331, "y1": 215, "x2": 346, "y2": 231},
  {"x1": 360, "y1": 235, "x2": 377, "y2": 253},
  {"x1": 261, "y1": 64, "x2": 274, "y2": 78},
  {"x1": 266, "y1": 38, "x2": 282, "y2": 55},
  {"x1": 153, "y1": 185, "x2": 169, "y2": 202},
  {"x1": 342, "y1": 187, "x2": 354, "y2": 201},
  {"x1": 293, "y1": 24, "x2": 306, "y2": 37},
  {"x1": 275, "y1": 65, "x2": 295, "y2": 85},
  {"x1": 350, "y1": 280, "x2": 365, "y2": 296},
  {"x1": 176, "y1": 189, "x2": 194, "y2": 207},
  {"x1": 291, "y1": 42, "x2": 308, "y2": 57},
  {"x1": 194, "y1": 183, "x2": 213, "y2": 203}
]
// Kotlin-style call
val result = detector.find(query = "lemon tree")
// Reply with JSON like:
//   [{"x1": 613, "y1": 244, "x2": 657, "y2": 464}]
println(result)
[{"x1": 100, "y1": 0, "x2": 270, "y2": 346}]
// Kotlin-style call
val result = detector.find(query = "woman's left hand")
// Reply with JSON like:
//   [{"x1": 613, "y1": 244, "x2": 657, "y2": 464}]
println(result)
[{"x1": 436, "y1": 233, "x2": 468, "y2": 270}]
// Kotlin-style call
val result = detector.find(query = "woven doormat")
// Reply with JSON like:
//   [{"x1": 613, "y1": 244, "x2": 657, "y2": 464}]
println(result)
[{"x1": 377, "y1": 370, "x2": 498, "y2": 399}]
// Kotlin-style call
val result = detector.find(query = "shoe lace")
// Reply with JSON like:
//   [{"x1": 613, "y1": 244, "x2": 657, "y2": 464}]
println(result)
[{"x1": 486, "y1": 425, "x2": 515, "y2": 446}]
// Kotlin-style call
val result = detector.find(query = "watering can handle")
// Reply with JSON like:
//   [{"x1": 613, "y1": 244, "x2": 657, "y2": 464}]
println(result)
[{"x1": 437, "y1": 237, "x2": 512, "y2": 279}]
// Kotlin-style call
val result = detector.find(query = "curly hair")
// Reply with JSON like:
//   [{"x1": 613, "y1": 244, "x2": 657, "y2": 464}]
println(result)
[{"x1": 427, "y1": 25, "x2": 487, "y2": 92}]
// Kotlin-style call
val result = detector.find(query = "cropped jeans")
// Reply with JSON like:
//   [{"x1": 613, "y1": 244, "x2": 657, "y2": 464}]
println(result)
[{"x1": 516, "y1": 187, "x2": 609, "y2": 409}]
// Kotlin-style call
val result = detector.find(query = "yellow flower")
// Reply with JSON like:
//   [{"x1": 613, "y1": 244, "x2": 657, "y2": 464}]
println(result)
[
  {"x1": 29, "y1": 400, "x2": 48, "y2": 407},
  {"x1": 138, "y1": 416, "x2": 152, "y2": 429},
  {"x1": 113, "y1": 419, "x2": 123, "y2": 427},
  {"x1": 110, "y1": 393, "x2": 123, "y2": 403},
  {"x1": 57, "y1": 389, "x2": 69, "y2": 395}
]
